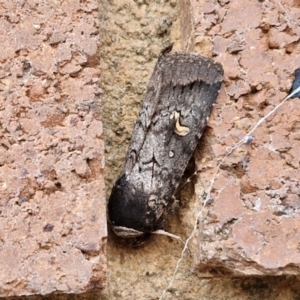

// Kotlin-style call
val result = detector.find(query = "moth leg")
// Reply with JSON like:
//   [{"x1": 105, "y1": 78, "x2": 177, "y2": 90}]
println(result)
[{"x1": 177, "y1": 169, "x2": 199, "y2": 191}]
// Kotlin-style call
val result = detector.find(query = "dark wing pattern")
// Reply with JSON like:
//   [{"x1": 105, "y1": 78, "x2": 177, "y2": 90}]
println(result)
[{"x1": 108, "y1": 52, "x2": 224, "y2": 238}]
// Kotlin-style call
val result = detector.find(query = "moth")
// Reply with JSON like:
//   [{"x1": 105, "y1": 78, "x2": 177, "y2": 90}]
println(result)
[{"x1": 108, "y1": 48, "x2": 224, "y2": 239}]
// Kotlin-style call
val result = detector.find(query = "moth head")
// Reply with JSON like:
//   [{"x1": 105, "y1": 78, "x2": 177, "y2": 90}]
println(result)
[{"x1": 108, "y1": 175, "x2": 158, "y2": 238}]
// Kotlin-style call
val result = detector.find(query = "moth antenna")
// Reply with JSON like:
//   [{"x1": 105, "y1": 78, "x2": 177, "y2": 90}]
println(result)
[{"x1": 152, "y1": 230, "x2": 184, "y2": 244}]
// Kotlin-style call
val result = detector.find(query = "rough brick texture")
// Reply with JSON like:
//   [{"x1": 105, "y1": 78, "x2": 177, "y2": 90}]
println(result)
[
  {"x1": 191, "y1": 0, "x2": 300, "y2": 276},
  {"x1": 0, "y1": 0, "x2": 106, "y2": 296}
]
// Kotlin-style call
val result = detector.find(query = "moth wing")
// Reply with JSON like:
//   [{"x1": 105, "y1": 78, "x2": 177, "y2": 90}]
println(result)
[{"x1": 109, "y1": 53, "x2": 224, "y2": 234}]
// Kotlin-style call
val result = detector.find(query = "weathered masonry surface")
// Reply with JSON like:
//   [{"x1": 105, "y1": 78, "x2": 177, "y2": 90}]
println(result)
[
  {"x1": 0, "y1": 1, "x2": 106, "y2": 296},
  {"x1": 2, "y1": 0, "x2": 300, "y2": 299},
  {"x1": 191, "y1": 0, "x2": 300, "y2": 276}
]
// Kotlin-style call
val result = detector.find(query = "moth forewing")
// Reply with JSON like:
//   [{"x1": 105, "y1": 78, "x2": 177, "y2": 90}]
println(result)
[{"x1": 108, "y1": 51, "x2": 224, "y2": 239}]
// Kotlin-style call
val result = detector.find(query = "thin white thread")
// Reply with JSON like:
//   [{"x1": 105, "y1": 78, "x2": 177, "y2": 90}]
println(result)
[
  {"x1": 158, "y1": 86, "x2": 300, "y2": 300},
  {"x1": 274, "y1": 0, "x2": 299, "y2": 26}
]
